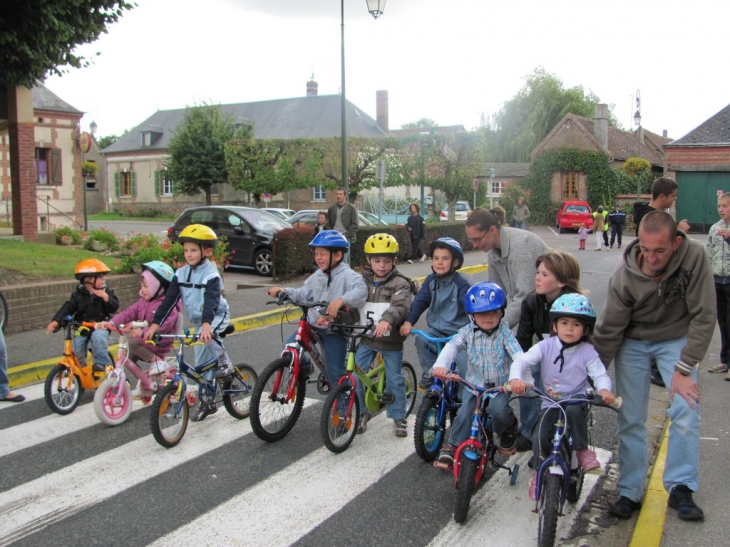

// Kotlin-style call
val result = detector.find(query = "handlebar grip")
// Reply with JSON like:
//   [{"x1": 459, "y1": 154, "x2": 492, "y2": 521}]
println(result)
[
  {"x1": 130, "y1": 321, "x2": 148, "y2": 329},
  {"x1": 594, "y1": 395, "x2": 622, "y2": 409}
]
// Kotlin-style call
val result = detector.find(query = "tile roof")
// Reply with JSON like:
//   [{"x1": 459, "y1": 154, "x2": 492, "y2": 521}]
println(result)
[
  {"x1": 666, "y1": 103, "x2": 730, "y2": 145},
  {"x1": 479, "y1": 163, "x2": 531, "y2": 177},
  {"x1": 103, "y1": 94, "x2": 386, "y2": 153},
  {"x1": 32, "y1": 81, "x2": 82, "y2": 115},
  {"x1": 389, "y1": 125, "x2": 466, "y2": 137}
]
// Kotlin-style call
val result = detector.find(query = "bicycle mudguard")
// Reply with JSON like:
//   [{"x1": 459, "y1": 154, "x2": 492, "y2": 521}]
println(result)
[{"x1": 453, "y1": 441, "x2": 483, "y2": 478}]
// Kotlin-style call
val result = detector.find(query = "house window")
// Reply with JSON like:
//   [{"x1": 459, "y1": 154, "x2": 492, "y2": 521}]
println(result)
[
  {"x1": 491, "y1": 180, "x2": 502, "y2": 194},
  {"x1": 36, "y1": 148, "x2": 62, "y2": 185},
  {"x1": 155, "y1": 170, "x2": 174, "y2": 196},
  {"x1": 313, "y1": 185, "x2": 325, "y2": 201},
  {"x1": 120, "y1": 172, "x2": 132, "y2": 196},
  {"x1": 562, "y1": 172, "x2": 578, "y2": 200},
  {"x1": 141, "y1": 132, "x2": 151, "y2": 147},
  {"x1": 163, "y1": 176, "x2": 173, "y2": 196}
]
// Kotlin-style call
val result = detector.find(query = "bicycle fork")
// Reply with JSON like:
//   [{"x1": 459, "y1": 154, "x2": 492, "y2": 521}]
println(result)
[{"x1": 534, "y1": 419, "x2": 571, "y2": 513}]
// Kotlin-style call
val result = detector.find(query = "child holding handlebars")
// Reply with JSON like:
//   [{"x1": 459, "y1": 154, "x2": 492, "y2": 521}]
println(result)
[{"x1": 509, "y1": 293, "x2": 615, "y2": 500}]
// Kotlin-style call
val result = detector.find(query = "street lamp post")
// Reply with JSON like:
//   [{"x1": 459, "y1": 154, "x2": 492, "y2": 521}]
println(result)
[
  {"x1": 341, "y1": 0, "x2": 386, "y2": 197},
  {"x1": 634, "y1": 90, "x2": 642, "y2": 200}
]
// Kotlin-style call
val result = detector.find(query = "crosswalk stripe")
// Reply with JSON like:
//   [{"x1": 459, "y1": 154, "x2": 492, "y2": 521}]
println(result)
[
  {"x1": 147, "y1": 412, "x2": 414, "y2": 547},
  {"x1": 0, "y1": 399, "x2": 319, "y2": 547}
]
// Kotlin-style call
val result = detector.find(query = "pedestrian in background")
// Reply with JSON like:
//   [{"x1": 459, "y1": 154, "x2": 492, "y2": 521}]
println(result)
[
  {"x1": 406, "y1": 202, "x2": 427, "y2": 263},
  {"x1": 326, "y1": 187, "x2": 359, "y2": 265},
  {"x1": 706, "y1": 192, "x2": 730, "y2": 378},
  {"x1": 512, "y1": 197, "x2": 531, "y2": 230},
  {"x1": 608, "y1": 204, "x2": 626, "y2": 249},
  {"x1": 578, "y1": 223, "x2": 588, "y2": 250},
  {"x1": 593, "y1": 206, "x2": 606, "y2": 251},
  {"x1": 0, "y1": 329, "x2": 25, "y2": 403}
]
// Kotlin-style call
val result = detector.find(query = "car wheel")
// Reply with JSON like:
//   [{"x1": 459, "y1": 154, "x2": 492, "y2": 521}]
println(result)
[{"x1": 254, "y1": 248, "x2": 273, "y2": 277}]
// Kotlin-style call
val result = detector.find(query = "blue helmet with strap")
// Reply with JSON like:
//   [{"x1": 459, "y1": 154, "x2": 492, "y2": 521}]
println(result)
[
  {"x1": 428, "y1": 237, "x2": 464, "y2": 270},
  {"x1": 549, "y1": 293, "x2": 596, "y2": 329},
  {"x1": 465, "y1": 282, "x2": 507, "y2": 314},
  {"x1": 309, "y1": 230, "x2": 350, "y2": 251},
  {"x1": 142, "y1": 260, "x2": 174, "y2": 286}
]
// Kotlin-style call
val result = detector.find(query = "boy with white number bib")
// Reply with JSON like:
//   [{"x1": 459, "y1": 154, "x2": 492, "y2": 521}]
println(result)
[{"x1": 355, "y1": 234, "x2": 417, "y2": 437}]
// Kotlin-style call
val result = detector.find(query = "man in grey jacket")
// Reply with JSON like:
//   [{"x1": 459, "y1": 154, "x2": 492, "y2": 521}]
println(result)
[
  {"x1": 594, "y1": 211, "x2": 715, "y2": 522},
  {"x1": 326, "y1": 187, "x2": 359, "y2": 265}
]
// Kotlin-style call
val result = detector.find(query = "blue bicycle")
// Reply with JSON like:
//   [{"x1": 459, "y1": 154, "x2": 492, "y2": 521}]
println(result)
[{"x1": 411, "y1": 330, "x2": 461, "y2": 462}]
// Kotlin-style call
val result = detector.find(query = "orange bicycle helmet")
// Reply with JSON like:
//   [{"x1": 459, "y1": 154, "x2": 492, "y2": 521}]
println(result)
[{"x1": 74, "y1": 258, "x2": 111, "y2": 281}]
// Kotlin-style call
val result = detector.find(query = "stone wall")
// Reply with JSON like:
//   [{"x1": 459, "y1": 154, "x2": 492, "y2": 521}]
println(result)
[{"x1": 2, "y1": 274, "x2": 140, "y2": 335}]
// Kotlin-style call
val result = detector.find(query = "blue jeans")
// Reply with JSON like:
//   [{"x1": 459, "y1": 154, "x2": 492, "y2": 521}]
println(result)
[
  {"x1": 414, "y1": 327, "x2": 467, "y2": 378},
  {"x1": 519, "y1": 365, "x2": 542, "y2": 442},
  {"x1": 515, "y1": 221, "x2": 526, "y2": 230},
  {"x1": 449, "y1": 389, "x2": 514, "y2": 447},
  {"x1": 287, "y1": 326, "x2": 348, "y2": 386},
  {"x1": 615, "y1": 335, "x2": 700, "y2": 501},
  {"x1": 72, "y1": 330, "x2": 111, "y2": 367},
  {"x1": 0, "y1": 329, "x2": 9, "y2": 399},
  {"x1": 354, "y1": 345, "x2": 406, "y2": 420}
]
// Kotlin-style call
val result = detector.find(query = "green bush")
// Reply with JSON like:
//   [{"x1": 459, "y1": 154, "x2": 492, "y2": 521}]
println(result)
[
  {"x1": 115, "y1": 233, "x2": 230, "y2": 274},
  {"x1": 83, "y1": 228, "x2": 121, "y2": 251},
  {"x1": 55, "y1": 226, "x2": 83, "y2": 245}
]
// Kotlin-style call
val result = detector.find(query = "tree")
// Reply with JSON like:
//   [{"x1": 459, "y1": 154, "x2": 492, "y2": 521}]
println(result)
[
  {"x1": 97, "y1": 135, "x2": 118, "y2": 150},
  {"x1": 0, "y1": 1, "x2": 134, "y2": 86},
  {"x1": 165, "y1": 103, "x2": 252, "y2": 205},
  {"x1": 400, "y1": 118, "x2": 438, "y2": 130},
  {"x1": 484, "y1": 67, "x2": 619, "y2": 162}
]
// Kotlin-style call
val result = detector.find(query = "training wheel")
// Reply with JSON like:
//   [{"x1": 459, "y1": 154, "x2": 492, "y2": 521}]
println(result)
[{"x1": 510, "y1": 463, "x2": 520, "y2": 485}]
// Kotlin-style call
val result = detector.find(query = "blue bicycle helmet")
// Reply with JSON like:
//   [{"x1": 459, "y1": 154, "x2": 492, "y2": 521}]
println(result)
[
  {"x1": 549, "y1": 293, "x2": 596, "y2": 330},
  {"x1": 465, "y1": 282, "x2": 507, "y2": 314},
  {"x1": 309, "y1": 230, "x2": 350, "y2": 251},
  {"x1": 142, "y1": 261, "x2": 174, "y2": 286},
  {"x1": 428, "y1": 237, "x2": 464, "y2": 270}
]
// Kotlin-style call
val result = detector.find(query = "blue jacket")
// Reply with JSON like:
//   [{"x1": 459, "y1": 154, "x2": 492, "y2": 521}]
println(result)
[{"x1": 405, "y1": 272, "x2": 470, "y2": 336}]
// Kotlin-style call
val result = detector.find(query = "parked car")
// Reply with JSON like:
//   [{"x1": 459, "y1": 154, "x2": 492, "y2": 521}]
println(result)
[
  {"x1": 167, "y1": 206, "x2": 292, "y2": 276},
  {"x1": 555, "y1": 201, "x2": 594, "y2": 233},
  {"x1": 360, "y1": 211, "x2": 389, "y2": 226},
  {"x1": 262, "y1": 208, "x2": 296, "y2": 221},
  {"x1": 440, "y1": 201, "x2": 472, "y2": 222},
  {"x1": 288, "y1": 209, "x2": 375, "y2": 228}
]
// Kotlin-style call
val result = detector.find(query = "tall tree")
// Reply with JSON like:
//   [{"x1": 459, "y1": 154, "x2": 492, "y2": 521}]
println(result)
[
  {"x1": 97, "y1": 134, "x2": 118, "y2": 150},
  {"x1": 400, "y1": 118, "x2": 438, "y2": 130},
  {"x1": 0, "y1": 1, "x2": 134, "y2": 86},
  {"x1": 165, "y1": 103, "x2": 252, "y2": 205},
  {"x1": 484, "y1": 67, "x2": 619, "y2": 162}
]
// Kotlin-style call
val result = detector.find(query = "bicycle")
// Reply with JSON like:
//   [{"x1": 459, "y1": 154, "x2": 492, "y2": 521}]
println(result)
[
  {"x1": 44, "y1": 316, "x2": 114, "y2": 415},
  {"x1": 93, "y1": 321, "x2": 176, "y2": 426},
  {"x1": 0, "y1": 290, "x2": 7, "y2": 332},
  {"x1": 517, "y1": 386, "x2": 621, "y2": 547},
  {"x1": 320, "y1": 321, "x2": 417, "y2": 453},
  {"x1": 149, "y1": 326, "x2": 258, "y2": 448},
  {"x1": 440, "y1": 374, "x2": 520, "y2": 524},
  {"x1": 411, "y1": 330, "x2": 461, "y2": 462}
]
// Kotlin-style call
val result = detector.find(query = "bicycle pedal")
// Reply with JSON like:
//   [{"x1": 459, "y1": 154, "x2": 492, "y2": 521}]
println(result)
[{"x1": 380, "y1": 391, "x2": 395, "y2": 405}]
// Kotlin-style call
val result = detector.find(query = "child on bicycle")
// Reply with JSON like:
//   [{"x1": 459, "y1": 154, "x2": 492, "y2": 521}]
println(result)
[
  {"x1": 431, "y1": 282, "x2": 525, "y2": 468},
  {"x1": 96, "y1": 261, "x2": 181, "y2": 397},
  {"x1": 509, "y1": 293, "x2": 615, "y2": 500},
  {"x1": 355, "y1": 234, "x2": 416, "y2": 437},
  {"x1": 47, "y1": 258, "x2": 120, "y2": 372},
  {"x1": 399, "y1": 237, "x2": 470, "y2": 389},
  {"x1": 145, "y1": 224, "x2": 232, "y2": 421},
  {"x1": 266, "y1": 230, "x2": 367, "y2": 387}
]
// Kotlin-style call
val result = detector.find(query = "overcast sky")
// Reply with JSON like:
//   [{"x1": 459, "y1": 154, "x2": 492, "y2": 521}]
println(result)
[{"x1": 46, "y1": 0, "x2": 729, "y2": 143}]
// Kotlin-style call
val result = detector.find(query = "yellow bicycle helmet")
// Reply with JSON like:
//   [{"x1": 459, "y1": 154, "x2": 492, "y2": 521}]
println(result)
[
  {"x1": 364, "y1": 233, "x2": 399, "y2": 256},
  {"x1": 74, "y1": 258, "x2": 111, "y2": 281},
  {"x1": 178, "y1": 224, "x2": 218, "y2": 247}
]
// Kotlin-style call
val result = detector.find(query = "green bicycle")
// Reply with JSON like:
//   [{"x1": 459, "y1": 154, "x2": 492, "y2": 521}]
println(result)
[{"x1": 320, "y1": 321, "x2": 417, "y2": 454}]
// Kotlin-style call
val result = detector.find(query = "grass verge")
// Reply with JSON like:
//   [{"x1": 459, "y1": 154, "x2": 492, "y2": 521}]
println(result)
[
  {"x1": 0, "y1": 239, "x2": 117, "y2": 280},
  {"x1": 88, "y1": 212, "x2": 176, "y2": 222}
]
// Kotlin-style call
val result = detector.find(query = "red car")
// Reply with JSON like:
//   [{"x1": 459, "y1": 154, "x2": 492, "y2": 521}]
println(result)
[{"x1": 555, "y1": 201, "x2": 593, "y2": 233}]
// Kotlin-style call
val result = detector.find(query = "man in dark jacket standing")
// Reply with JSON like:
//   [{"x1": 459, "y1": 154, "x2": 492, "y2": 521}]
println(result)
[
  {"x1": 608, "y1": 204, "x2": 626, "y2": 249},
  {"x1": 326, "y1": 187, "x2": 359, "y2": 264}
]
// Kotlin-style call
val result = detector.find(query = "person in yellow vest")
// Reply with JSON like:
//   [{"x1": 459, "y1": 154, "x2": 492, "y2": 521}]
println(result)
[{"x1": 592, "y1": 206, "x2": 607, "y2": 251}]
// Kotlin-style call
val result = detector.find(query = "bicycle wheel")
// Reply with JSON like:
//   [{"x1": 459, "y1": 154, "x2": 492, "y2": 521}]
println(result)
[
  {"x1": 453, "y1": 453, "x2": 479, "y2": 523},
  {"x1": 44, "y1": 364, "x2": 83, "y2": 415},
  {"x1": 223, "y1": 364, "x2": 258, "y2": 419},
  {"x1": 402, "y1": 361, "x2": 417, "y2": 417},
  {"x1": 0, "y1": 291, "x2": 7, "y2": 332},
  {"x1": 414, "y1": 397, "x2": 445, "y2": 461},
  {"x1": 249, "y1": 356, "x2": 306, "y2": 442},
  {"x1": 567, "y1": 466, "x2": 584, "y2": 503},
  {"x1": 320, "y1": 382, "x2": 360, "y2": 454},
  {"x1": 150, "y1": 382, "x2": 188, "y2": 448},
  {"x1": 93, "y1": 377, "x2": 133, "y2": 426},
  {"x1": 538, "y1": 472, "x2": 561, "y2": 547}
]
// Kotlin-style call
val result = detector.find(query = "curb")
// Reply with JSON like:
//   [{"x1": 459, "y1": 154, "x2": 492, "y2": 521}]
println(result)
[{"x1": 8, "y1": 264, "x2": 488, "y2": 389}]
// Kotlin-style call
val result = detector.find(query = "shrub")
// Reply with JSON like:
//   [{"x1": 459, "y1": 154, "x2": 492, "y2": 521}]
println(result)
[
  {"x1": 83, "y1": 228, "x2": 121, "y2": 251},
  {"x1": 115, "y1": 232, "x2": 229, "y2": 274},
  {"x1": 55, "y1": 226, "x2": 83, "y2": 245}
]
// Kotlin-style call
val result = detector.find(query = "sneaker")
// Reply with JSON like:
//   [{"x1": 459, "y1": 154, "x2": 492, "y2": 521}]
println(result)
[
  {"x1": 576, "y1": 448, "x2": 600, "y2": 471},
  {"x1": 726, "y1": 370, "x2": 730, "y2": 382},
  {"x1": 650, "y1": 368, "x2": 665, "y2": 387},
  {"x1": 191, "y1": 403, "x2": 217, "y2": 422},
  {"x1": 608, "y1": 495, "x2": 642, "y2": 519},
  {"x1": 515, "y1": 434, "x2": 533, "y2": 452},
  {"x1": 131, "y1": 384, "x2": 143, "y2": 398},
  {"x1": 357, "y1": 412, "x2": 371, "y2": 434},
  {"x1": 708, "y1": 363, "x2": 729, "y2": 373},
  {"x1": 215, "y1": 360, "x2": 234, "y2": 378},
  {"x1": 418, "y1": 372, "x2": 433, "y2": 390},
  {"x1": 668, "y1": 485, "x2": 704, "y2": 520},
  {"x1": 394, "y1": 419, "x2": 407, "y2": 437},
  {"x1": 434, "y1": 447, "x2": 455, "y2": 469},
  {"x1": 529, "y1": 471, "x2": 538, "y2": 500},
  {"x1": 419, "y1": 254, "x2": 427, "y2": 262},
  {"x1": 407, "y1": 259, "x2": 414, "y2": 264},
  {"x1": 499, "y1": 421, "x2": 519, "y2": 453},
  {"x1": 148, "y1": 360, "x2": 168, "y2": 376},
  {"x1": 92, "y1": 363, "x2": 106, "y2": 373}
]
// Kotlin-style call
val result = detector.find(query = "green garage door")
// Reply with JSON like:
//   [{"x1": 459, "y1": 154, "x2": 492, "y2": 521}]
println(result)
[{"x1": 677, "y1": 171, "x2": 730, "y2": 232}]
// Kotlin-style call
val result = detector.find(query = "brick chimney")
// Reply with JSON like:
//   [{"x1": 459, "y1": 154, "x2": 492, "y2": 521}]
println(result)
[
  {"x1": 306, "y1": 77, "x2": 318, "y2": 96},
  {"x1": 593, "y1": 104, "x2": 609, "y2": 149},
  {"x1": 376, "y1": 90, "x2": 389, "y2": 133}
]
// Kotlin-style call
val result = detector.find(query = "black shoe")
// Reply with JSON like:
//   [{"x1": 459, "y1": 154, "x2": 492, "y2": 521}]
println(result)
[
  {"x1": 92, "y1": 363, "x2": 106, "y2": 373},
  {"x1": 650, "y1": 369, "x2": 665, "y2": 387},
  {"x1": 191, "y1": 403, "x2": 218, "y2": 422},
  {"x1": 515, "y1": 434, "x2": 532, "y2": 452},
  {"x1": 418, "y1": 373, "x2": 432, "y2": 390},
  {"x1": 608, "y1": 495, "x2": 642, "y2": 519},
  {"x1": 500, "y1": 422, "x2": 519, "y2": 451},
  {"x1": 668, "y1": 485, "x2": 704, "y2": 520}
]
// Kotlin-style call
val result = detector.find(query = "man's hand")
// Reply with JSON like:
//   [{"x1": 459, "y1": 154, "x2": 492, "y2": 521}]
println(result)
[
  {"x1": 678, "y1": 219, "x2": 690, "y2": 233},
  {"x1": 669, "y1": 371, "x2": 699, "y2": 408},
  {"x1": 399, "y1": 321, "x2": 412, "y2": 337}
]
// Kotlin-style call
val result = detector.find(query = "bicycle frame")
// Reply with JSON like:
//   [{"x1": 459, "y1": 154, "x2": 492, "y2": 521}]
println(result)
[
  {"x1": 412, "y1": 330, "x2": 460, "y2": 425},
  {"x1": 56, "y1": 318, "x2": 105, "y2": 390}
]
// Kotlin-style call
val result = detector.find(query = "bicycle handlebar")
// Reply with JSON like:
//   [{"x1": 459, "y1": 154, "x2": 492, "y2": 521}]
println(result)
[
  {"x1": 411, "y1": 330, "x2": 456, "y2": 345},
  {"x1": 505, "y1": 383, "x2": 622, "y2": 410},
  {"x1": 267, "y1": 292, "x2": 328, "y2": 313}
]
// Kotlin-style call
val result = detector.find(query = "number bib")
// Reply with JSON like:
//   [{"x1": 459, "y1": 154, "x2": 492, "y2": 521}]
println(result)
[{"x1": 358, "y1": 302, "x2": 391, "y2": 336}]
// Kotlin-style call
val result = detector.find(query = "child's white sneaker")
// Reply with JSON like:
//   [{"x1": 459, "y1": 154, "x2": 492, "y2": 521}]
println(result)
[{"x1": 148, "y1": 360, "x2": 168, "y2": 376}]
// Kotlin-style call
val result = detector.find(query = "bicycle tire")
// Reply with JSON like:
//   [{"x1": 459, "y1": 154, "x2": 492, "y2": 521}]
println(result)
[
  {"x1": 453, "y1": 453, "x2": 479, "y2": 524},
  {"x1": 93, "y1": 377, "x2": 133, "y2": 426},
  {"x1": 402, "y1": 361, "x2": 417, "y2": 418},
  {"x1": 538, "y1": 472, "x2": 561, "y2": 547},
  {"x1": 0, "y1": 291, "x2": 7, "y2": 332},
  {"x1": 320, "y1": 382, "x2": 360, "y2": 454},
  {"x1": 567, "y1": 466, "x2": 584, "y2": 503},
  {"x1": 413, "y1": 397, "x2": 445, "y2": 461},
  {"x1": 249, "y1": 356, "x2": 306, "y2": 442},
  {"x1": 44, "y1": 364, "x2": 83, "y2": 415},
  {"x1": 223, "y1": 364, "x2": 258, "y2": 419},
  {"x1": 150, "y1": 382, "x2": 188, "y2": 448}
]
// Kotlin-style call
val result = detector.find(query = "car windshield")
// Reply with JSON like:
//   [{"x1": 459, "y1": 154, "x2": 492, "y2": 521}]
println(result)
[
  {"x1": 240, "y1": 209, "x2": 292, "y2": 231},
  {"x1": 566, "y1": 205, "x2": 589, "y2": 213}
]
